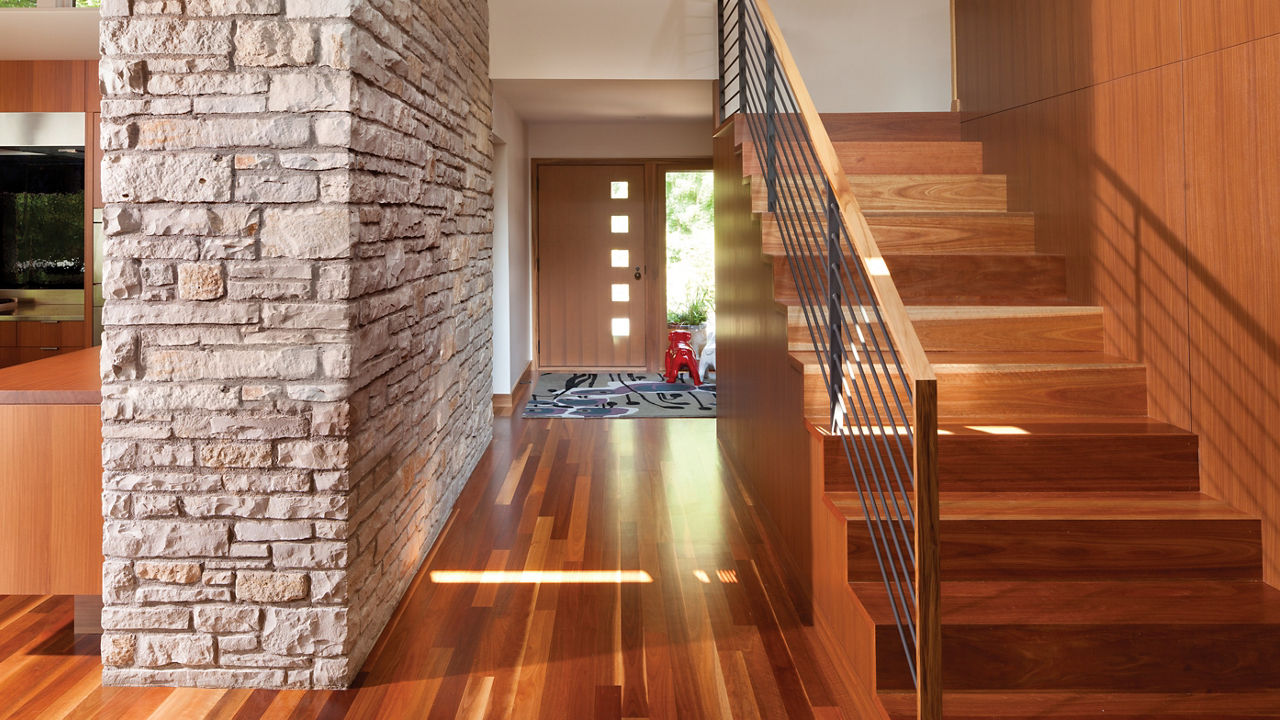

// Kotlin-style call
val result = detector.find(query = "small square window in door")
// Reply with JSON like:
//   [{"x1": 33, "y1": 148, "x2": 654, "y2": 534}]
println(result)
[
  {"x1": 611, "y1": 215, "x2": 629, "y2": 233},
  {"x1": 611, "y1": 182, "x2": 629, "y2": 199}
]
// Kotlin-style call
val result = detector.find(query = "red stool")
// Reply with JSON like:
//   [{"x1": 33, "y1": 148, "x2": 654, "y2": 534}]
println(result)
[{"x1": 664, "y1": 329, "x2": 701, "y2": 386}]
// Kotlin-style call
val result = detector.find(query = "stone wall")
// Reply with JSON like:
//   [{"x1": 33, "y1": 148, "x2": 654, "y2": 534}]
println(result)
[{"x1": 97, "y1": 0, "x2": 492, "y2": 690}]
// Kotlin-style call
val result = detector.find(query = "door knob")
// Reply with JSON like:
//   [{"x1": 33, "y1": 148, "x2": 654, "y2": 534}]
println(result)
[{"x1": 634, "y1": 267, "x2": 642, "y2": 280}]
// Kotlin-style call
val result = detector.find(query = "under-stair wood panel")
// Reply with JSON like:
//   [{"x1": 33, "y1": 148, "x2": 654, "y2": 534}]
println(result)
[
  {"x1": 712, "y1": 124, "x2": 821, "y2": 627},
  {"x1": 752, "y1": 174, "x2": 1008, "y2": 214},
  {"x1": 761, "y1": 213, "x2": 1037, "y2": 256}
]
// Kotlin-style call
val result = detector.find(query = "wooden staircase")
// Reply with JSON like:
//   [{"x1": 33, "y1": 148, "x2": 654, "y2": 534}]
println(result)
[{"x1": 732, "y1": 114, "x2": 1280, "y2": 718}]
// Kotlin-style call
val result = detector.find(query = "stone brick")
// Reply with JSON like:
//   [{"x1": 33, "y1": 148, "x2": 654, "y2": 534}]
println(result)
[
  {"x1": 198, "y1": 442, "x2": 274, "y2": 469},
  {"x1": 104, "y1": 560, "x2": 138, "y2": 604},
  {"x1": 103, "y1": 607, "x2": 192, "y2": 630},
  {"x1": 136, "y1": 633, "x2": 216, "y2": 667},
  {"x1": 267, "y1": 72, "x2": 351, "y2": 112},
  {"x1": 236, "y1": 571, "x2": 310, "y2": 602},
  {"x1": 235, "y1": 20, "x2": 316, "y2": 67},
  {"x1": 187, "y1": 0, "x2": 281, "y2": 14},
  {"x1": 194, "y1": 605, "x2": 260, "y2": 633},
  {"x1": 276, "y1": 440, "x2": 348, "y2": 470},
  {"x1": 104, "y1": 521, "x2": 229, "y2": 559},
  {"x1": 136, "y1": 561, "x2": 203, "y2": 584},
  {"x1": 178, "y1": 263, "x2": 225, "y2": 300},
  {"x1": 103, "y1": 634, "x2": 137, "y2": 666},
  {"x1": 235, "y1": 174, "x2": 319, "y2": 203},
  {"x1": 101, "y1": 18, "x2": 233, "y2": 56},
  {"x1": 261, "y1": 607, "x2": 346, "y2": 656},
  {"x1": 260, "y1": 206, "x2": 352, "y2": 259},
  {"x1": 271, "y1": 541, "x2": 347, "y2": 569},
  {"x1": 102, "y1": 153, "x2": 233, "y2": 203},
  {"x1": 100, "y1": 59, "x2": 147, "y2": 97},
  {"x1": 235, "y1": 520, "x2": 312, "y2": 542}
]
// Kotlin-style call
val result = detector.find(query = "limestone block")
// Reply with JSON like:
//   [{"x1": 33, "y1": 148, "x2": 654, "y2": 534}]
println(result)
[
  {"x1": 178, "y1": 263, "x2": 225, "y2": 301},
  {"x1": 103, "y1": 606, "x2": 192, "y2": 630},
  {"x1": 235, "y1": 174, "x2": 319, "y2": 203},
  {"x1": 102, "y1": 634, "x2": 137, "y2": 666},
  {"x1": 100, "y1": 59, "x2": 147, "y2": 97},
  {"x1": 270, "y1": 541, "x2": 347, "y2": 569},
  {"x1": 236, "y1": 571, "x2": 310, "y2": 602},
  {"x1": 136, "y1": 633, "x2": 216, "y2": 667},
  {"x1": 267, "y1": 72, "x2": 351, "y2": 112},
  {"x1": 102, "y1": 153, "x2": 233, "y2": 204},
  {"x1": 260, "y1": 206, "x2": 352, "y2": 259},
  {"x1": 103, "y1": 520, "x2": 229, "y2": 559},
  {"x1": 261, "y1": 607, "x2": 347, "y2": 656},
  {"x1": 101, "y1": 18, "x2": 232, "y2": 56},
  {"x1": 193, "y1": 605, "x2": 260, "y2": 633},
  {"x1": 235, "y1": 20, "x2": 317, "y2": 67},
  {"x1": 136, "y1": 561, "x2": 203, "y2": 584}
]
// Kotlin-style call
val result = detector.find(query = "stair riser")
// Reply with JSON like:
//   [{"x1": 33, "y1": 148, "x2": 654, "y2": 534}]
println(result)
[
  {"x1": 847, "y1": 519, "x2": 1262, "y2": 582},
  {"x1": 751, "y1": 174, "x2": 1008, "y2": 213},
  {"x1": 822, "y1": 433, "x2": 1201, "y2": 493},
  {"x1": 743, "y1": 141, "x2": 985, "y2": 176},
  {"x1": 761, "y1": 214, "x2": 1037, "y2": 255},
  {"x1": 802, "y1": 366, "x2": 1149, "y2": 422},
  {"x1": 875, "y1": 624, "x2": 1280, "y2": 692},
  {"x1": 773, "y1": 255, "x2": 1069, "y2": 307},
  {"x1": 789, "y1": 311, "x2": 1105, "y2": 353}
]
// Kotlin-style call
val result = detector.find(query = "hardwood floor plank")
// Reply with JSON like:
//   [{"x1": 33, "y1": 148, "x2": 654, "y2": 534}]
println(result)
[{"x1": 0, "y1": 418, "x2": 863, "y2": 719}]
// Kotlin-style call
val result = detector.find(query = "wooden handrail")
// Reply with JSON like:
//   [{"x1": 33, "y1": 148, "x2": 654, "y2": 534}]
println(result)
[
  {"x1": 749, "y1": 2, "x2": 942, "y2": 717},
  {"x1": 752, "y1": 0, "x2": 935, "y2": 386}
]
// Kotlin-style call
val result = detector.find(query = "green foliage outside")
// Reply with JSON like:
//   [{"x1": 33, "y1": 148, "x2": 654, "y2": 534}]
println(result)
[
  {"x1": 0, "y1": 192, "x2": 85, "y2": 289},
  {"x1": 666, "y1": 171, "x2": 715, "y2": 326}
]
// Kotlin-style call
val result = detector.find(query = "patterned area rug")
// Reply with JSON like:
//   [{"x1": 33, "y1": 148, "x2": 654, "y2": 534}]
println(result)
[{"x1": 523, "y1": 372, "x2": 716, "y2": 419}]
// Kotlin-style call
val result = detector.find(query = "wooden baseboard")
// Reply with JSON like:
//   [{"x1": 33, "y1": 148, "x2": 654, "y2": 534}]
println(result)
[{"x1": 493, "y1": 362, "x2": 533, "y2": 417}]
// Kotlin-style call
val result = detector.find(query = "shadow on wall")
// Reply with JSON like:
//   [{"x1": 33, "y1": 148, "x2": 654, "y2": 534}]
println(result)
[{"x1": 957, "y1": 0, "x2": 1280, "y2": 583}]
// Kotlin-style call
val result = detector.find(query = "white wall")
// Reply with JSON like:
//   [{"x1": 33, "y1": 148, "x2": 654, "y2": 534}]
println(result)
[
  {"x1": 770, "y1": 0, "x2": 952, "y2": 112},
  {"x1": 0, "y1": 9, "x2": 98, "y2": 60},
  {"x1": 491, "y1": 90, "x2": 533, "y2": 395},
  {"x1": 489, "y1": 0, "x2": 718, "y2": 81},
  {"x1": 529, "y1": 119, "x2": 712, "y2": 159},
  {"x1": 489, "y1": 0, "x2": 952, "y2": 113}
]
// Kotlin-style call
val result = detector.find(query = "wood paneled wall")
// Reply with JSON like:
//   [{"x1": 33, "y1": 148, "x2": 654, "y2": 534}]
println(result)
[
  {"x1": 956, "y1": 1, "x2": 1280, "y2": 584},
  {"x1": 0, "y1": 60, "x2": 99, "y2": 113}
]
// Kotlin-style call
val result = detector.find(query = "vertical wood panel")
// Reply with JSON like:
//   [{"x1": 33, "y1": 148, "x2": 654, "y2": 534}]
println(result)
[
  {"x1": 0, "y1": 60, "x2": 92, "y2": 112},
  {"x1": 958, "y1": 3, "x2": 1280, "y2": 584},
  {"x1": 1185, "y1": 35, "x2": 1280, "y2": 585}
]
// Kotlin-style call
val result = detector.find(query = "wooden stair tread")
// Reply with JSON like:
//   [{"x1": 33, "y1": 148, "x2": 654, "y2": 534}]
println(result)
[
  {"x1": 879, "y1": 690, "x2": 1280, "y2": 719},
  {"x1": 827, "y1": 491, "x2": 1252, "y2": 522},
  {"x1": 752, "y1": 173, "x2": 1008, "y2": 213}
]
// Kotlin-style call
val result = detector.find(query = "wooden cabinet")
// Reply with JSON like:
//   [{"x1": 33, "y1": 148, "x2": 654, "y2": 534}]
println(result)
[{"x1": 0, "y1": 321, "x2": 86, "y2": 369}]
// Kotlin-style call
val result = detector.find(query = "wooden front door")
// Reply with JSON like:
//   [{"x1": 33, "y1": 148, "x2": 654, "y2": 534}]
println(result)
[{"x1": 537, "y1": 164, "x2": 648, "y2": 369}]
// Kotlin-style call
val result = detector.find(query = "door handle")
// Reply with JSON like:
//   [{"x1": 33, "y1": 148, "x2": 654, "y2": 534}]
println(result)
[{"x1": 634, "y1": 267, "x2": 642, "y2": 280}]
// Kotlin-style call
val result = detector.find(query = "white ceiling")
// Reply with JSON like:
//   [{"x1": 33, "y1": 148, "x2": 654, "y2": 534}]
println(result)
[{"x1": 492, "y1": 79, "x2": 714, "y2": 123}]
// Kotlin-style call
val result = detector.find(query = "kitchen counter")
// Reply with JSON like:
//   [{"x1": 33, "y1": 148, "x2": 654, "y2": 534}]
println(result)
[
  {"x1": 0, "y1": 345, "x2": 102, "y2": 597},
  {"x1": 0, "y1": 346, "x2": 100, "y2": 404},
  {"x1": 0, "y1": 303, "x2": 85, "y2": 322}
]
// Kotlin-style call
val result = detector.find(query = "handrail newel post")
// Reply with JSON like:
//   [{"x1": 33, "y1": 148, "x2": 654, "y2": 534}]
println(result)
[{"x1": 914, "y1": 378, "x2": 941, "y2": 720}]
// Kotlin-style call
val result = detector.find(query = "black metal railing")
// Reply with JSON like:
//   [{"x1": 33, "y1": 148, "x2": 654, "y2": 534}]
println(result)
[{"x1": 718, "y1": 0, "x2": 940, "y2": 713}]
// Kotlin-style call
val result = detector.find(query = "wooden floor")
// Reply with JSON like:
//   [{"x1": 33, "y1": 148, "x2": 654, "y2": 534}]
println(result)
[{"x1": 0, "y1": 414, "x2": 859, "y2": 719}]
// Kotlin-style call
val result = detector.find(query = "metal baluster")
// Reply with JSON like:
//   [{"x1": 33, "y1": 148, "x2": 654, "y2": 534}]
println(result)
[
  {"x1": 717, "y1": 0, "x2": 726, "y2": 119},
  {"x1": 827, "y1": 188, "x2": 843, "y2": 427},
  {"x1": 764, "y1": 34, "x2": 778, "y2": 214}
]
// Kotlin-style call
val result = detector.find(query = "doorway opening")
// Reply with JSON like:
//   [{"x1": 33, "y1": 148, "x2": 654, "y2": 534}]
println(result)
[{"x1": 664, "y1": 169, "x2": 715, "y2": 382}]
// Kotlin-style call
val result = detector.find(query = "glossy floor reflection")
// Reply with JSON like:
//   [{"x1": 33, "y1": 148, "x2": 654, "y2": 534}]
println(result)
[{"x1": 0, "y1": 416, "x2": 855, "y2": 719}]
